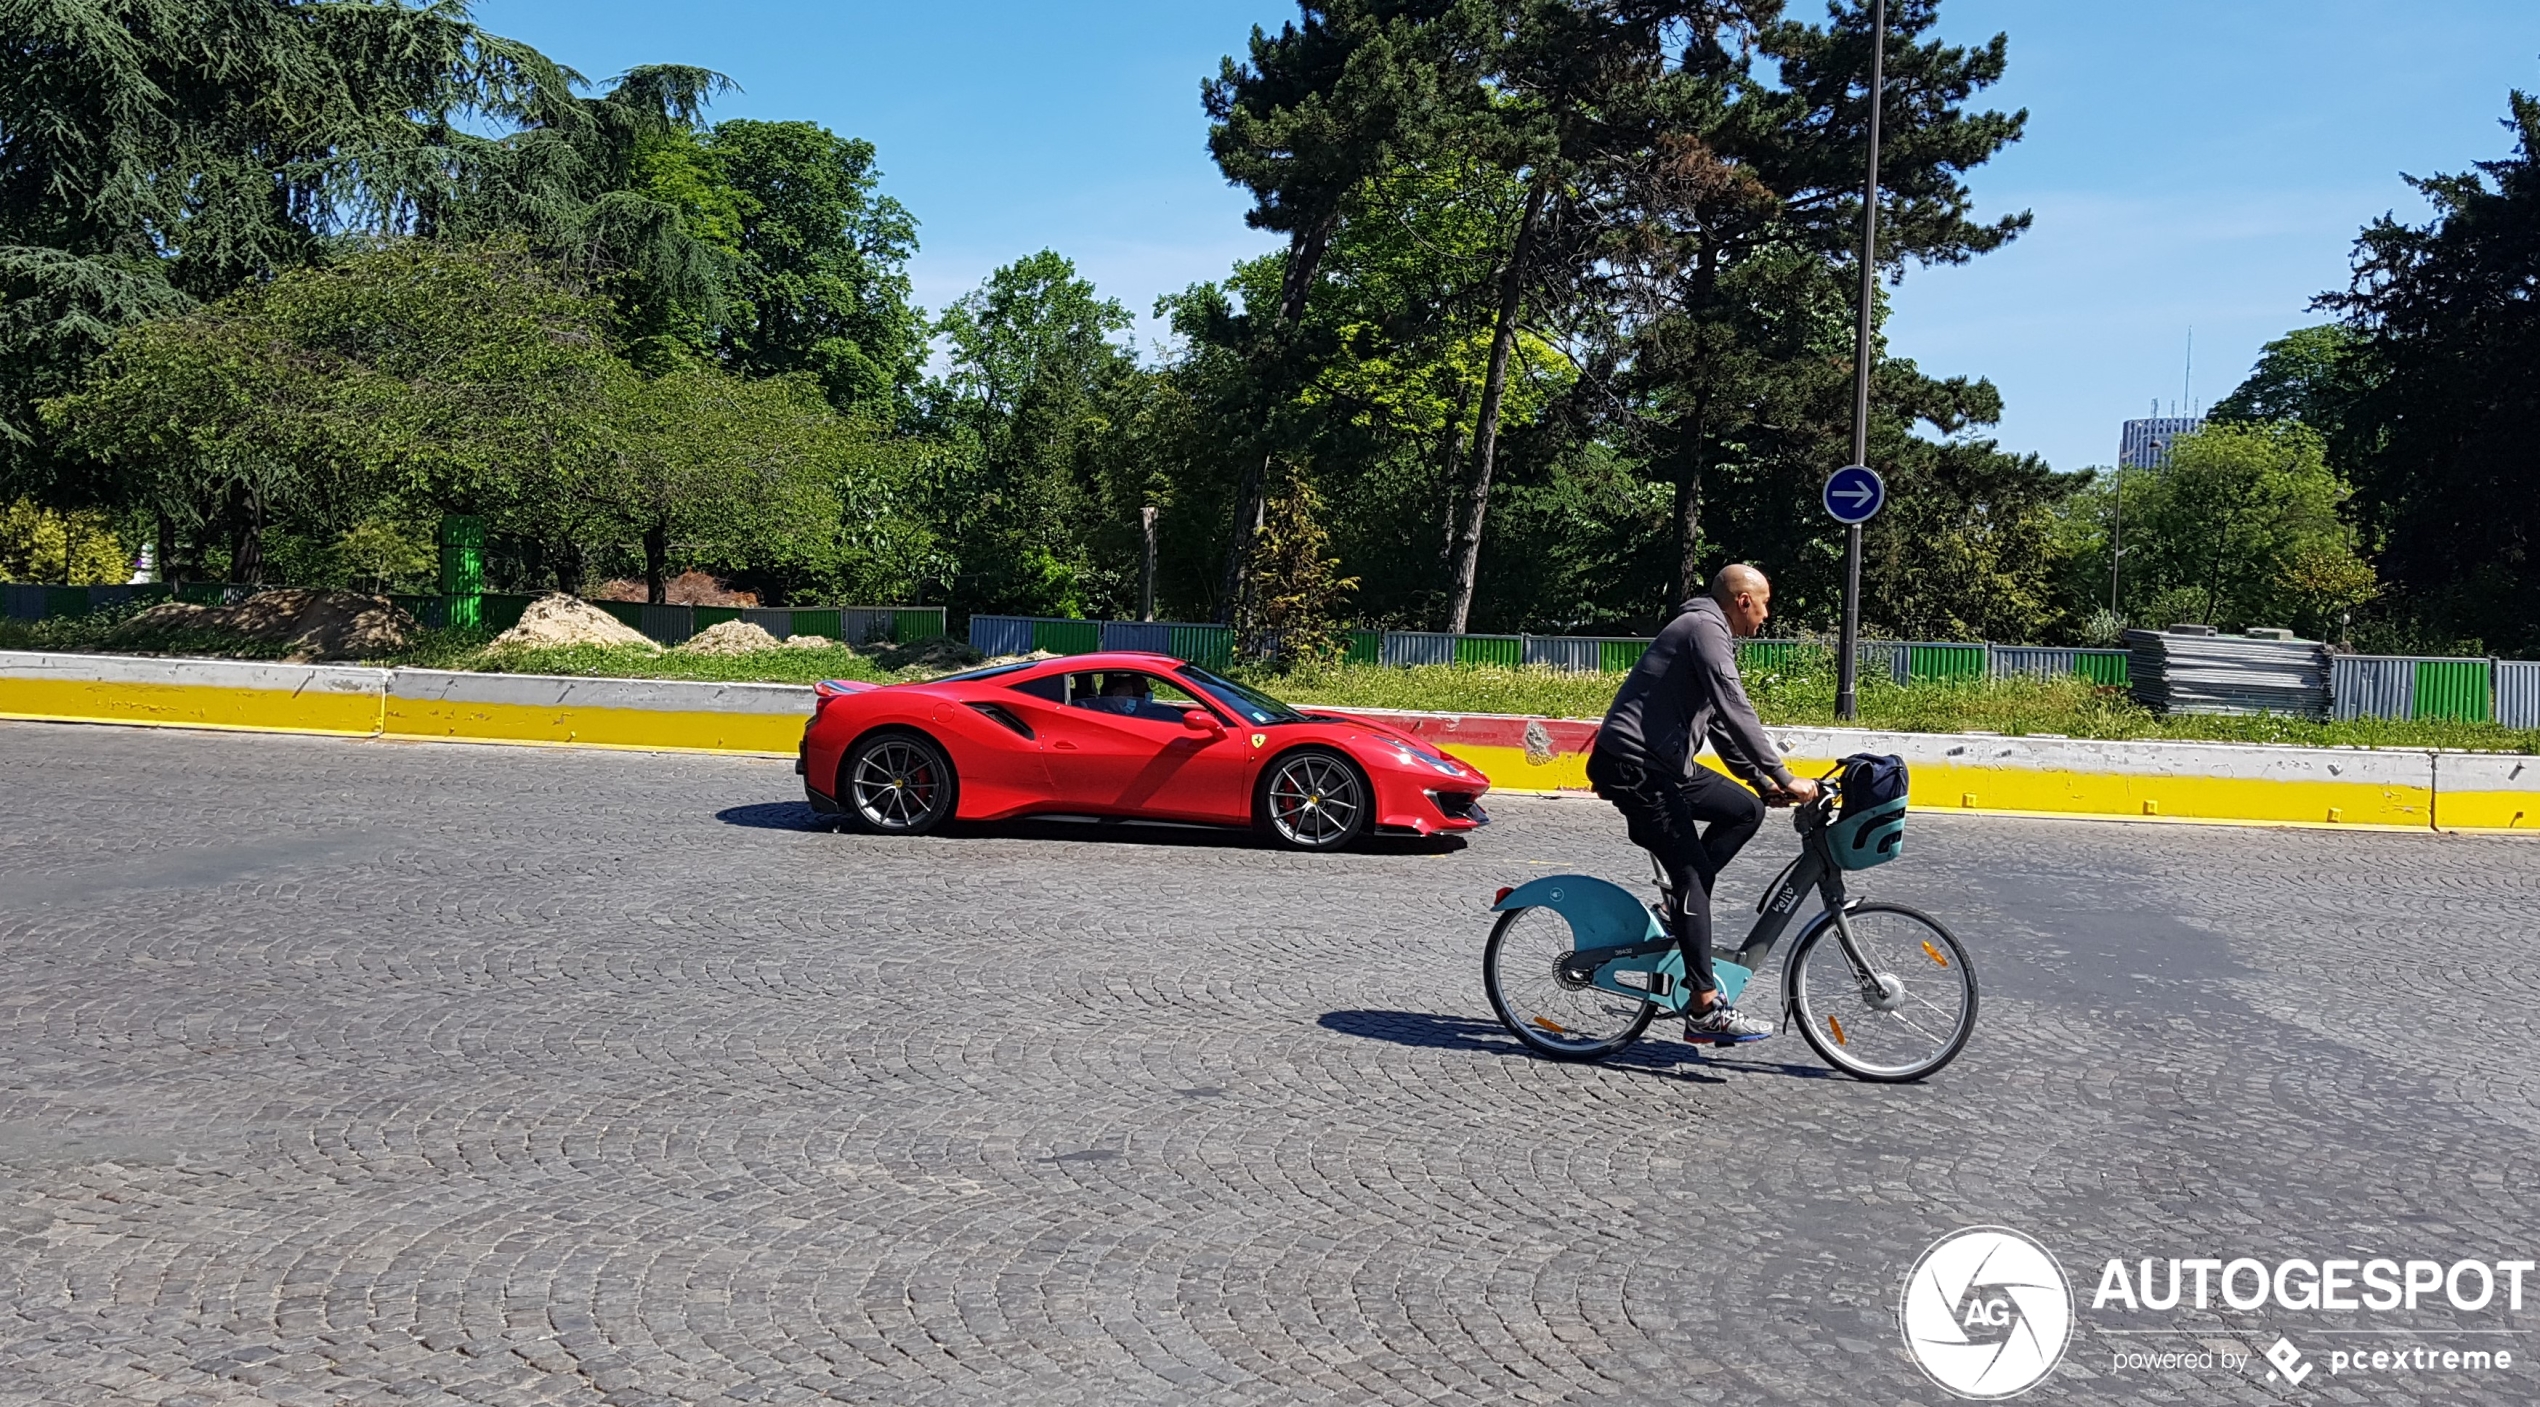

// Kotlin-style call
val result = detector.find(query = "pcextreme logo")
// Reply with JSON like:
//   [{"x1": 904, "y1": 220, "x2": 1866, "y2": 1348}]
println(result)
[{"x1": 1899, "y1": 1227, "x2": 2075, "y2": 1399}]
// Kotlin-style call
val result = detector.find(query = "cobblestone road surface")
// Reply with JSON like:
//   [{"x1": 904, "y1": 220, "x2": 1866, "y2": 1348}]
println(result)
[{"x1": 4, "y1": 721, "x2": 2537, "y2": 1405}]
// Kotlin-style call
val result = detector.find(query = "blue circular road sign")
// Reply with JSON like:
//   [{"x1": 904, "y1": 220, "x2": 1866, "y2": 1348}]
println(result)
[{"x1": 1823, "y1": 465, "x2": 1885, "y2": 525}]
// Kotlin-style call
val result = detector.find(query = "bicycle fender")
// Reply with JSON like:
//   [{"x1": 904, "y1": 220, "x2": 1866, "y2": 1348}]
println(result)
[
  {"x1": 1492, "y1": 874, "x2": 1662, "y2": 948},
  {"x1": 1496, "y1": 875, "x2": 1757, "y2": 1011}
]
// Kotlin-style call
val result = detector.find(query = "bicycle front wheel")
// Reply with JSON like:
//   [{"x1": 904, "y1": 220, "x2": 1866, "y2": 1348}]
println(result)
[
  {"x1": 1788, "y1": 903, "x2": 1976, "y2": 1082},
  {"x1": 1483, "y1": 906, "x2": 1656, "y2": 1062}
]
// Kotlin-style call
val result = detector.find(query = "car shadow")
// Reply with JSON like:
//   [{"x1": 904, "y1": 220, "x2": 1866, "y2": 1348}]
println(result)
[
  {"x1": 1316, "y1": 1008, "x2": 1838, "y2": 1083},
  {"x1": 959, "y1": 817, "x2": 1469, "y2": 855},
  {"x1": 714, "y1": 804, "x2": 1468, "y2": 855},
  {"x1": 717, "y1": 801, "x2": 832, "y2": 831}
]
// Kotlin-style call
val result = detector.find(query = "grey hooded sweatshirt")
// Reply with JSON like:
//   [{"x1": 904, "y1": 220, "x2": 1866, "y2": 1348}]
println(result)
[{"x1": 1589, "y1": 596, "x2": 1795, "y2": 789}]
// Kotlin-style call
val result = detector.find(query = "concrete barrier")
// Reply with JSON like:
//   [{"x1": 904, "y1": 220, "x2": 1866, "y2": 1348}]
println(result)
[
  {"x1": 1760, "y1": 726, "x2": 2434, "y2": 828},
  {"x1": 1, "y1": 651, "x2": 2531, "y2": 831},
  {"x1": 0, "y1": 650, "x2": 389, "y2": 736},
  {"x1": 2429, "y1": 753, "x2": 2540, "y2": 831},
  {"x1": 385, "y1": 671, "x2": 810, "y2": 754}
]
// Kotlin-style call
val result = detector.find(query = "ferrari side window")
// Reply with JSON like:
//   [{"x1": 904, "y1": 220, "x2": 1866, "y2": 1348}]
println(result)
[
  {"x1": 1006, "y1": 673, "x2": 1065, "y2": 703},
  {"x1": 1068, "y1": 671, "x2": 1200, "y2": 724}
]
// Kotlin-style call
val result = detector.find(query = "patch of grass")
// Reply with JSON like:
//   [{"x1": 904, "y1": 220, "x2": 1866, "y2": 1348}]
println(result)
[
  {"x1": 1240, "y1": 660, "x2": 1626, "y2": 721},
  {"x1": 0, "y1": 601, "x2": 152, "y2": 654},
  {"x1": 452, "y1": 641, "x2": 898, "y2": 686}
]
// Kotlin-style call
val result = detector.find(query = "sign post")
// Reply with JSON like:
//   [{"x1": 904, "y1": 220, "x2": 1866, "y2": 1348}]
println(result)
[{"x1": 1837, "y1": 0, "x2": 1888, "y2": 723}]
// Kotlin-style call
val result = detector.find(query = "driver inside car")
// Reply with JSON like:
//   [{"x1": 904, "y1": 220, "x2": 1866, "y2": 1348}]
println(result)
[{"x1": 1072, "y1": 672, "x2": 1182, "y2": 723}]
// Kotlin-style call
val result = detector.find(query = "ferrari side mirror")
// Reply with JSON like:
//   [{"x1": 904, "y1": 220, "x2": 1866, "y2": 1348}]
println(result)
[{"x1": 1183, "y1": 709, "x2": 1225, "y2": 736}]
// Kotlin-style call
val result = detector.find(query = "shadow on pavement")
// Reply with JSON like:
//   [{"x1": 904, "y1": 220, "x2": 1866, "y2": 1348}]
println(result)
[
  {"x1": 1317, "y1": 1008, "x2": 1837, "y2": 1083},
  {"x1": 1318, "y1": 1009, "x2": 1519, "y2": 1053},
  {"x1": 714, "y1": 804, "x2": 1468, "y2": 856},
  {"x1": 717, "y1": 802, "x2": 832, "y2": 831}
]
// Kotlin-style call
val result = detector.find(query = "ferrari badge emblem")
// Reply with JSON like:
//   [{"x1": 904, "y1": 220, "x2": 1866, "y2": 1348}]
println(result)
[{"x1": 1250, "y1": 733, "x2": 1267, "y2": 749}]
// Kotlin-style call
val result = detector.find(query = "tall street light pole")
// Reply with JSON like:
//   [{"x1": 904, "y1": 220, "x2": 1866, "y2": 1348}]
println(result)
[{"x1": 1836, "y1": 0, "x2": 1886, "y2": 723}]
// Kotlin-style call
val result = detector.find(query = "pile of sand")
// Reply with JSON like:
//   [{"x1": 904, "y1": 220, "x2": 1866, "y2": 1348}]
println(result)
[
  {"x1": 109, "y1": 589, "x2": 417, "y2": 662},
  {"x1": 488, "y1": 593, "x2": 657, "y2": 651},
  {"x1": 782, "y1": 634, "x2": 838, "y2": 650},
  {"x1": 676, "y1": 619, "x2": 784, "y2": 655}
]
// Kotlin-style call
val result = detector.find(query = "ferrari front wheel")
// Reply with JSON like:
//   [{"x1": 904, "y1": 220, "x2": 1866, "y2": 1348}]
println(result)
[
  {"x1": 840, "y1": 729, "x2": 957, "y2": 837},
  {"x1": 1256, "y1": 746, "x2": 1370, "y2": 851}
]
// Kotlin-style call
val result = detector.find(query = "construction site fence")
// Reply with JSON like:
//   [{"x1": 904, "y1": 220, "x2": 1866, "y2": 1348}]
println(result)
[
  {"x1": 963, "y1": 614, "x2": 2540, "y2": 730},
  {"x1": 0, "y1": 583, "x2": 943, "y2": 649}
]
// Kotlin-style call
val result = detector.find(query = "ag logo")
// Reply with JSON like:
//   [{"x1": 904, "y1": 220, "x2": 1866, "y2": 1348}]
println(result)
[{"x1": 1899, "y1": 1226, "x2": 2072, "y2": 1399}]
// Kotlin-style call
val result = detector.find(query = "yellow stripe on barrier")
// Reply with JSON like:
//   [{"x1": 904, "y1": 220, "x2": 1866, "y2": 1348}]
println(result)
[
  {"x1": 0, "y1": 676, "x2": 384, "y2": 737},
  {"x1": 1455, "y1": 744, "x2": 2432, "y2": 828},
  {"x1": 2432, "y1": 791, "x2": 2538, "y2": 831},
  {"x1": 382, "y1": 697, "x2": 802, "y2": 755}
]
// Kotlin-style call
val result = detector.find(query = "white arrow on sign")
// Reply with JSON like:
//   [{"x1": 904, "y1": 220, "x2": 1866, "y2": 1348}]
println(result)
[{"x1": 1830, "y1": 483, "x2": 1875, "y2": 508}]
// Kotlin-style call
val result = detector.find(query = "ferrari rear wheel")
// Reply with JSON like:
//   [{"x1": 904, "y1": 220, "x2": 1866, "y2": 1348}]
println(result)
[
  {"x1": 1257, "y1": 746, "x2": 1370, "y2": 851},
  {"x1": 840, "y1": 730, "x2": 957, "y2": 837}
]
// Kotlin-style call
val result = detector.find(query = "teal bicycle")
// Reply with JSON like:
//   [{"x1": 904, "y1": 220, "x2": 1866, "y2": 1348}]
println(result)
[{"x1": 1482, "y1": 762, "x2": 1976, "y2": 1082}]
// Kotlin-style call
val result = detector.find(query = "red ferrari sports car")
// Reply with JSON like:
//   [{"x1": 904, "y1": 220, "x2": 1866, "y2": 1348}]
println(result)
[{"x1": 796, "y1": 651, "x2": 1491, "y2": 849}]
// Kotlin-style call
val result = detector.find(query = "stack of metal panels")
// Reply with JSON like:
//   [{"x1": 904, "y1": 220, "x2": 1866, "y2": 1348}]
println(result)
[{"x1": 2124, "y1": 628, "x2": 2330, "y2": 718}]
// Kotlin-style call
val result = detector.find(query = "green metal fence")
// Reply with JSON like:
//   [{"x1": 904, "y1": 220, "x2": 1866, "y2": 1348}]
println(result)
[
  {"x1": 1452, "y1": 634, "x2": 1522, "y2": 668},
  {"x1": 2413, "y1": 658, "x2": 2492, "y2": 722},
  {"x1": 1168, "y1": 624, "x2": 1235, "y2": 670},
  {"x1": 1907, "y1": 644, "x2": 1989, "y2": 683},
  {"x1": 1031, "y1": 618, "x2": 1102, "y2": 655}
]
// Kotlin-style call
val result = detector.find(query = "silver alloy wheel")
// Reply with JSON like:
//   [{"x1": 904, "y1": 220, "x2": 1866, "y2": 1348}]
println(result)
[
  {"x1": 1264, "y1": 752, "x2": 1364, "y2": 847},
  {"x1": 850, "y1": 737, "x2": 945, "y2": 831}
]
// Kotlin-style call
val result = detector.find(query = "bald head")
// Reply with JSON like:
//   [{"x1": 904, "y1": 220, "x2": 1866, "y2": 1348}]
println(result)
[
  {"x1": 1709, "y1": 563, "x2": 1769, "y2": 604},
  {"x1": 1708, "y1": 563, "x2": 1772, "y2": 637}
]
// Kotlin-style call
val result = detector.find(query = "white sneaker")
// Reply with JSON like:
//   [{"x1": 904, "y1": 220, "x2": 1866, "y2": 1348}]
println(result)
[{"x1": 1685, "y1": 1001, "x2": 1773, "y2": 1044}]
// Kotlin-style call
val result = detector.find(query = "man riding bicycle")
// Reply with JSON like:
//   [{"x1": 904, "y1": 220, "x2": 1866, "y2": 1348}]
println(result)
[{"x1": 1587, "y1": 564, "x2": 1819, "y2": 1044}]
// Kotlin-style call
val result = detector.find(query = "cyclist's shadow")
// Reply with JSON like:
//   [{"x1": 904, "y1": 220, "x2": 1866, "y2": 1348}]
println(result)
[{"x1": 1315, "y1": 1009, "x2": 1840, "y2": 1083}]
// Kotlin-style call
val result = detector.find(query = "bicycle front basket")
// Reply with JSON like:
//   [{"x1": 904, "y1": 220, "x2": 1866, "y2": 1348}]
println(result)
[{"x1": 1826, "y1": 795, "x2": 1906, "y2": 869}]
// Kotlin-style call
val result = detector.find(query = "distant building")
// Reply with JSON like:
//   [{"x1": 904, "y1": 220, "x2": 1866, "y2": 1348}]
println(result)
[{"x1": 2119, "y1": 416, "x2": 2203, "y2": 469}]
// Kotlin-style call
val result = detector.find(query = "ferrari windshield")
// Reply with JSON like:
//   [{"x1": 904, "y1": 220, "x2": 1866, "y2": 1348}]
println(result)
[{"x1": 1177, "y1": 665, "x2": 1305, "y2": 726}]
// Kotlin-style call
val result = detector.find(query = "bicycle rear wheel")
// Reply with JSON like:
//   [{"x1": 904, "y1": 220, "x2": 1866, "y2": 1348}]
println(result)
[
  {"x1": 1788, "y1": 903, "x2": 1976, "y2": 1082},
  {"x1": 1483, "y1": 906, "x2": 1656, "y2": 1062}
]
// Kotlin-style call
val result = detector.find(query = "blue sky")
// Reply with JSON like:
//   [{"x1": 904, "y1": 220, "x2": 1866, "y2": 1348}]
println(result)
[{"x1": 477, "y1": 0, "x2": 2540, "y2": 474}]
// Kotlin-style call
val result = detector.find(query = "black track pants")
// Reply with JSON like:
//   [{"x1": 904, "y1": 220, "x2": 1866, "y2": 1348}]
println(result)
[{"x1": 1588, "y1": 760, "x2": 1764, "y2": 998}]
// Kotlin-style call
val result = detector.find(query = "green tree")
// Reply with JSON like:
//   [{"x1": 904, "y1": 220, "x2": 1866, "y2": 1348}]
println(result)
[
  {"x1": 1595, "y1": 0, "x2": 2031, "y2": 616},
  {"x1": 44, "y1": 242, "x2": 925, "y2": 601},
  {"x1": 1203, "y1": 0, "x2": 1486, "y2": 620},
  {"x1": 2098, "y1": 422, "x2": 2377, "y2": 638},
  {"x1": 0, "y1": 0, "x2": 588, "y2": 507},
  {"x1": 2315, "y1": 89, "x2": 2540, "y2": 653},
  {"x1": 2208, "y1": 324, "x2": 2365, "y2": 436},
  {"x1": 1243, "y1": 462, "x2": 1359, "y2": 663},
  {"x1": 0, "y1": 499, "x2": 125, "y2": 583},
  {"x1": 630, "y1": 119, "x2": 927, "y2": 417},
  {"x1": 1438, "y1": 0, "x2": 1785, "y2": 632},
  {"x1": 923, "y1": 251, "x2": 1139, "y2": 615},
  {"x1": 582, "y1": 369, "x2": 856, "y2": 603}
]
